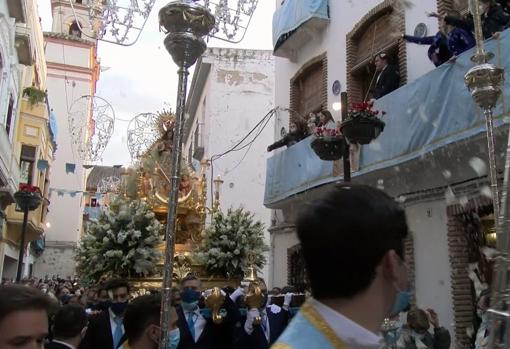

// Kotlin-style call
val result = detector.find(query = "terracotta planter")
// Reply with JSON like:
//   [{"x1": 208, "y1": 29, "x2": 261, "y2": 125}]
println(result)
[
  {"x1": 14, "y1": 191, "x2": 42, "y2": 211},
  {"x1": 340, "y1": 118, "x2": 385, "y2": 145},
  {"x1": 311, "y1": 136, "x2": 345, "y2": 161}
]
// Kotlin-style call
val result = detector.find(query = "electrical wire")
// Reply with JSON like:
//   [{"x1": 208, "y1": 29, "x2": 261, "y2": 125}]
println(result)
[{"x1": 208, "y1": 108, "x2": 277, "y2": 206}]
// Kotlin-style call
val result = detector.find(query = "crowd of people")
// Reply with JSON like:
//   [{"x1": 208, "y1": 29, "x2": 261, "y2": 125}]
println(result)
[{"x1": 4, "y1": 184, "x2": 499, "y2": 349}]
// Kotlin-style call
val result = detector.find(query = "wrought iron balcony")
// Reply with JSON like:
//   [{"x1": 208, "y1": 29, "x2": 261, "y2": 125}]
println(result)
[
  {"x1": 264, "y1": 29, "x2": 510, "y2": 207},
  {"x1": 272, "y1": 0, "x2": 329, "y2": 61}
]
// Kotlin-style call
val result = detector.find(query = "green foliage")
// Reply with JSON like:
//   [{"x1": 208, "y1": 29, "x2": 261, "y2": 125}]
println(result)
[
  {"x1": 195, "y1": 207, "x2": 269, "y2": 279},
  {"x1": 76, "y1": 196, "x2": 162, "y2": 284},
  {"x1": 22, "y1": 87, "x2": 46, "y2": 106}
]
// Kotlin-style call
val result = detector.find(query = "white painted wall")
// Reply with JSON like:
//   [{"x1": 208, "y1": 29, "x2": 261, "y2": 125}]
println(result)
[
  {"x1": 270, "y1": 228, "x2": 299, "y2": 289},
  {"x1": 45, "y1": 42, "x2": 92, "y2": 68},
  {"x1": 186, "y1": 48, "x2": 275, "y2": 280},
  {"x1": 37, "y1": 3, "x2": 97, "y2": 277},
  {"x1": 405, "y1": 200, "x2": 455, "y2": 338}
]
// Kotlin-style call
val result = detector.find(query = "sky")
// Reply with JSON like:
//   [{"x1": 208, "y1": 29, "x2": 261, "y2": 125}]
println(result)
[{"x1": 38, "y1": 0, "x2": 275, "y2": 166}]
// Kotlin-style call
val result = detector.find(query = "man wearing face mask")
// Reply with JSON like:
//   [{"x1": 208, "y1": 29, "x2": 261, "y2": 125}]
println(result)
[
  {"x1": 396, "y1": 308, "x2": 450, "y2": 349},
  {"x1": 80, "y1": 279, "x2": 130, "y2": 349},
  {"x1": 95, "y1": 286, "x2": 112, "y2": 312},
  {"x1": 122, "y1": 294, "x2": 180, "y2": 349},
  {"x1": 176, "y1": 275, "x2": 240, "y2": 349},
  {"x1": 272, "y1": 184, "x2": 411, "y2": 349},
  {"x1": 46, "y1": 305, "x2": 88, "y2": 349},
  {"x1": 234, "y1": 278, "x2": 290, "y2": 349}
]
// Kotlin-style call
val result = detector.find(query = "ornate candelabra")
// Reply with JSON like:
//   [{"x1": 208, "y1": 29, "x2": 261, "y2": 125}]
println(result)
[{"x1": 463, "y1": 1, "x2": 509, "y2": 348}]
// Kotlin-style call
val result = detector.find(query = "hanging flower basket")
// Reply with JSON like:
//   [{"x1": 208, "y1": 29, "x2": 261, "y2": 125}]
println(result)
[
  {"x1": 14, "y1": 184, "x2": 42, "y2": 211},
  {"x1": 340, "y1": 102, "x2": 386, "y2": 145},
  {"x1": 311, "y1": 127, "x2": 345, "y2": 161}
]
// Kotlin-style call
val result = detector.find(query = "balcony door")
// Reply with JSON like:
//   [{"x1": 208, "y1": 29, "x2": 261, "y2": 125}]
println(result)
[
  {"x1": 289, "y1": 53, "x2": 327, "y2": 125},
  {"x1": 437, "y1": 0, "x2": 469, "y2": 15},
  {"x1": 346, "y1": 0, "x2": 407, "y2": 104}
]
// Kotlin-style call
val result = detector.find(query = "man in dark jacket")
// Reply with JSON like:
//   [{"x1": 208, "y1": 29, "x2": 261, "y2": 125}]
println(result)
[
  {"x1": 80, "y1": 279, "x2": 130, "y2": 349},
  {"x1": 371, "y1": 52, "x2": 400, "y2": 99},
  {"x1": 234, "y1": 279, "x2": 290, "y2": 349},
  {"x1": 46, "y1": 305, "x2": 88, "y2": 349},
  {"x1": 176, "y1": 275, "x2": 240, "y2": 349},
  {"x1": 397, "y1": 308, "x2": 451, "y2": 349},
  {"x1": 441, "y1": 0, "x2": 510, "y2": 39}
]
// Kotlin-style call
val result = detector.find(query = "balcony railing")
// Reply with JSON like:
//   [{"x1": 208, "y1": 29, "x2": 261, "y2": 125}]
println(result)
[
  {"x1": 272, "y1": 0, "x2": 329, "y2": 60},
  {"x1": 264, "y1": 29, "x2": 510, "y2": 206}
]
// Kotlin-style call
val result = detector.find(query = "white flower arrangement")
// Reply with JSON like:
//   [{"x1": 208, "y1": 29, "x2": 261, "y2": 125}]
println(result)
[
  {"x1": 77, "y1": 196, "x2": 162, "y2": 284},
  {"x1": 194, "y1": 207, "x2": 268, "y2": 279}
]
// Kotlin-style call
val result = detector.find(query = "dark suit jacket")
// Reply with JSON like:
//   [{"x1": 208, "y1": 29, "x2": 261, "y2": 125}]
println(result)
[
  {"x1": 372, "y1": 64, "x2": 400, "y2": 99},
  {"x1": 79, "y1": 311, "x2": 127, "y2": 349},
  {"x1": 234, "y1": 308, "x2": 290, "y2": 349},
  {"x1": 177, "y1": 297, "x2": 240, "y2": 349},
  {"x1": 45, "y1": 342, "x2": 74, "y2": 349}
]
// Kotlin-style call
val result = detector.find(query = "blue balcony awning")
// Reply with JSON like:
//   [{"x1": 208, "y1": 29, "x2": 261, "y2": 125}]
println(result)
[
  {"x1": 264, "y1": 29, "x2": 510, "y2": 206},
  {"x1": 272, "y1": 0, "x2": 329, "y2": 49}
]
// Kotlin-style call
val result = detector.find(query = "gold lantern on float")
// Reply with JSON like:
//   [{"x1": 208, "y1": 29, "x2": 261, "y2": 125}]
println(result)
[
  {"x1": 204, "y1": 287, "x2": 226, "y2": 324},
  {"x1": 242, "y1": 254, "x2": 265, "y2": 325}
]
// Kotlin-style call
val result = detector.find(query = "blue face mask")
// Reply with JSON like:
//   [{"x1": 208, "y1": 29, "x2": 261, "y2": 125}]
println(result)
[
  {"x1": 181, "y1": 288, "x2": 201, "y2": 304},
  {"x1": 167, "y1": 328, "x2": 180, "y2": 349},
  {"x1": 389, "y1": 289, "x2": 411, "y2": 317}
]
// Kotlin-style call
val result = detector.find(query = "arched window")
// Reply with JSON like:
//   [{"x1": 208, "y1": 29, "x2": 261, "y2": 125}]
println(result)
[
  {"x1": 346, "y1": 1, "x2": 407, "y2": 104},
  {"x1": 69, "y1": 21, "x2": 82, "y2": 38},
  {"x1": 437, "y1": 0, "x2": 469, "y2": 16},
  {"x1": 289, "y1": 53, "x2": 327, "y2": 125}
]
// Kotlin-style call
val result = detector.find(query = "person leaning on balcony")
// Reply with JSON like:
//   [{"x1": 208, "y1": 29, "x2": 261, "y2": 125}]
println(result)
[
  {"x1": 371, "y1": 52, "x2": 400, "y2": 100},
  {"x1": 267, "y1": 118, "x2": 307, "y2": 152},
  {"x1": 430, "y1": 0, "x2": 510, "y2": 40},
  {"x1": 396, "y1": 27, "x2": 451, "y2": 67}
]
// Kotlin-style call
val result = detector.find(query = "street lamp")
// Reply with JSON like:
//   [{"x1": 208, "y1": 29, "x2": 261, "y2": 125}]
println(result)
[{"x1": 213, "y1": 175, "x2": 224, "y2": 211}]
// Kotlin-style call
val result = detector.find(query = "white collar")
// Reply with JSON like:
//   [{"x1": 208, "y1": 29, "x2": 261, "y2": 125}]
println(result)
[
  {"x1": 309, "y1": 299, "x2": 383, "y2": 349},
  {"x1": 51, "y1": 339, "x2": 76, "y2": 349}
]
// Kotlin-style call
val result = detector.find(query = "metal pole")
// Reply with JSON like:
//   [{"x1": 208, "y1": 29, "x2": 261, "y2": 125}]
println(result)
[
  {"x1": 158, "y1": 3, "x2": 215, "y2": 347},
  {"x1": 16, "y1": 206, "x2": 29, "y2": 282},
  {"x1": 160, "y1": 65, "x2": 189, "y2": 349},
  {"x1": 341, "y1": 92, "x2": 351, "y2": 182},
  {"x1": 484, "y1": 107, "x2": 501, "y2": 227}
]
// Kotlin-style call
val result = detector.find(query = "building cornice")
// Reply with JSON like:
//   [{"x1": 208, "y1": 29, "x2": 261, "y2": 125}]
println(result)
[
  {"x1": 46, "y1": 61, "x2": 93, "y2": 76},
  {"x1": 44, "y1": 32, "x2": 94, "y2": 47}
]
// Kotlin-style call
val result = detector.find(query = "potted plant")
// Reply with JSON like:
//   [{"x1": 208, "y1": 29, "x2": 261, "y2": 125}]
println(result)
[
  {"x1": 310, "y1": 127, "x2": 345, "y2": 161},
  {"x1": 340, "y1": 101, "x2": 386, "y2": 145},
  {"x1": 14, "y1": 184, "x2": 42, "y2": 211},
  {"x1": 22, "y1": 87, "x2": 46, "y2": 107}
]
